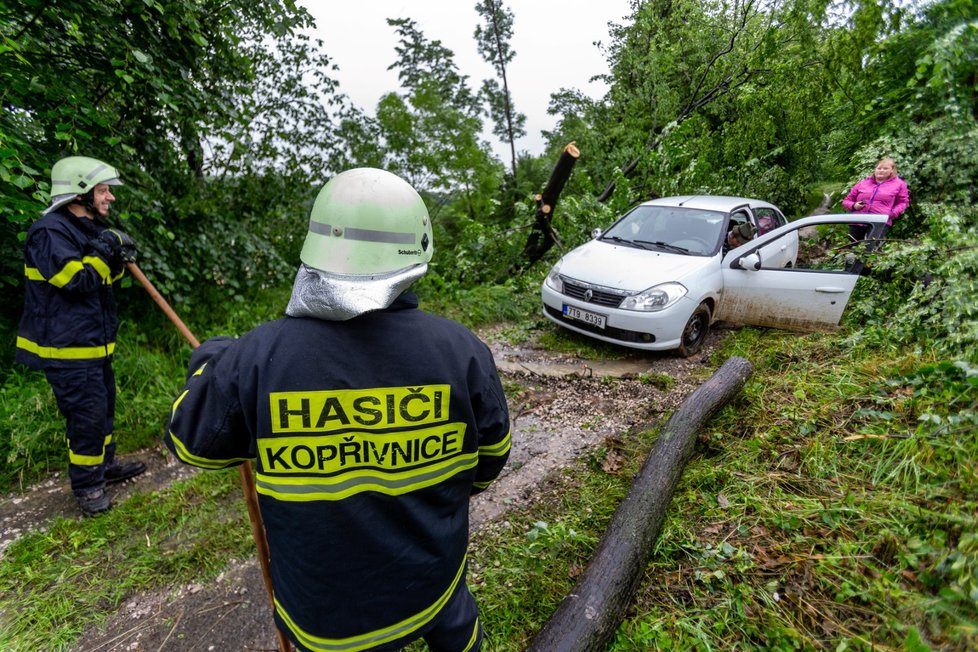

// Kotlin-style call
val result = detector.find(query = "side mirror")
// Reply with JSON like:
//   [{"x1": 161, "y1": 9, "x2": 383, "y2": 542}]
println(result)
[
  {"x1": 591, "y1": 227, "x2": 603, "y2": 239},
  {"x1": 737, "y1": 253, "x2": 762, "y2": 271}
]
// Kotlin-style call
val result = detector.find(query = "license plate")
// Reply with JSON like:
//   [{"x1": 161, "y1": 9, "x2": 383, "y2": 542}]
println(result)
[{"x1": 563, "y1": 304, "x2": 607, "y2": 329}]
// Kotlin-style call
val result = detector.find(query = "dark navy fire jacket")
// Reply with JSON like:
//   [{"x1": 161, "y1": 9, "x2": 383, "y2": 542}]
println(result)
[
  {"x1": 164, "y1": 292, "x2": 511, "y2": 651},
  {"x1": 16, "y1": 207, "x2": 122, "y2": 369}
]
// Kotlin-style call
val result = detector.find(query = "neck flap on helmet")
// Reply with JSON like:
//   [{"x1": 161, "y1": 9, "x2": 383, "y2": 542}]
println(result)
[{"x1": 285, "y1": 263, "x2": 427, "y2": 321}]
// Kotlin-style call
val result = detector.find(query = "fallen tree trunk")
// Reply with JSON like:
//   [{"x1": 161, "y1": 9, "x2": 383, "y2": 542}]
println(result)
[{"x1": 525, "y1": 356, "x2": 755, "y2": 652}]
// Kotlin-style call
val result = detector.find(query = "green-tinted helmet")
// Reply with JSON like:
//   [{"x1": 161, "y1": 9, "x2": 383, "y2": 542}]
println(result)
[
  {"x1": 43, "y1": 156, "x2": 123, "y2": 215},
  {"x1": 300, "y1": 168, "x2": 432, "y2": 275}
]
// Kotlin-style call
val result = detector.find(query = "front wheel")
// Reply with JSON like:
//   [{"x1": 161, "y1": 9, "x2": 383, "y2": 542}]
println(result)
[{"x1": 677, "y1": 303, "x2": 712, "y2": 358}]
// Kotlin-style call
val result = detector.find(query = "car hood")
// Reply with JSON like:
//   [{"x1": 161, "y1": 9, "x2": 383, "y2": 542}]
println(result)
[{"x1": 557, "y1": 240, "x2": 716, "y2": 292}]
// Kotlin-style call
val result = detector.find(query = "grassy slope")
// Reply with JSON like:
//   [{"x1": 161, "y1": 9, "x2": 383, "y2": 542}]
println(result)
[
  {"x1": 0, "y1": 284, "x2": 975, "y2": 651},
  {"x1": 463, "y1": 329, "x2": 977, "y2": 651}
]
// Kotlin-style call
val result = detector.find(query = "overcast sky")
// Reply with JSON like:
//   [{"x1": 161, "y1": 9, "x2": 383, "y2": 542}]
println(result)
[{"x1": 298, "y1": 1, "x2": 634, "y2": 160}]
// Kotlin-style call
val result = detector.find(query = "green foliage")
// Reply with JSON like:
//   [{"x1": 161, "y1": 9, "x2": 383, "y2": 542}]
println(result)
[
  {"x1": 418, "y1": 265, "x2": 542, "y2": 330},
  {"x1": 0, "y1": 0, "x2": 346, "y2": 310},
  {"x1": 846, "y1": 203, "x2": 978, "y2": 361}
]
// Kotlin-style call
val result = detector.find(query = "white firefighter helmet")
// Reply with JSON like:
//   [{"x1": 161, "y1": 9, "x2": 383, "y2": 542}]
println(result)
[
  {"x1": 287, "y1": 168, "x2": 433, "y2": 321},
  {"x1": 43, "y1": 156, "x2": 123, "y2": 215},
  {"x1": 299, "y1": 168, "x2": 432, "y2": 275}
]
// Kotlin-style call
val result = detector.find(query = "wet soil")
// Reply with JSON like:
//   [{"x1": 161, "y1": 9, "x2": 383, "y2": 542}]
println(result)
[{"x1": 1, "y1": 326, "x2": 733, "y2": 651}]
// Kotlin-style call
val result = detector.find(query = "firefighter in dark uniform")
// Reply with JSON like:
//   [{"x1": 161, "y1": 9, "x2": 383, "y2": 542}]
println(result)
[
  {"x1": 165, "y1": 168, "x2": 511, "y2": 652},
  {"x1": 16, "y1": 156, "x2": 146, "y2": 516}
]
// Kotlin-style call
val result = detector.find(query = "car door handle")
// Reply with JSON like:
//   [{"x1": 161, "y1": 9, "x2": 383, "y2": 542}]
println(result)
[{"x1": 815, "y1": 287, "x2": 846, "y2": 293}]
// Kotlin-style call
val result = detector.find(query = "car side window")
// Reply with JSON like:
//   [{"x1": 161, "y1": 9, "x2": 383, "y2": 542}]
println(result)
[
  {"x1": 754, "y1": 207, "x2": 782, "y2": 234},
  {"x1": 729, "y1": 211, "x2": 750, "y2": 230}
]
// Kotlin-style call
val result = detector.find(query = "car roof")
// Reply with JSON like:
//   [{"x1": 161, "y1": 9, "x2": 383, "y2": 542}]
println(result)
[{"x1": 641, "y1": 195, "x2": 780, "y2": 213}]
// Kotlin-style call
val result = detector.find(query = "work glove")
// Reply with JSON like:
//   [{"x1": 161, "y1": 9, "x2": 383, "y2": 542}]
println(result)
[{"x1": 91, "y1": 228, "x2": 138, "y2": 266}]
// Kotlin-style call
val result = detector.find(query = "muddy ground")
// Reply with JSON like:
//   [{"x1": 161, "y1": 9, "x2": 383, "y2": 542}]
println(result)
[{"x1": 1, "y1": 326, "x2": 735, "y2": 651}]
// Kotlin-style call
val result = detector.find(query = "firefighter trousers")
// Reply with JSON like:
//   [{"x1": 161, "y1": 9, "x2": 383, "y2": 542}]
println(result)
[
  {"x1": 291, "y1": 578, "x2": 483, "y2": 652},
  {"x1": 44, "y1": 361, "x2": 116, "y2": 494},
  {"x1": 421, "y1": 579, "x2": 483, "y2": 652}
]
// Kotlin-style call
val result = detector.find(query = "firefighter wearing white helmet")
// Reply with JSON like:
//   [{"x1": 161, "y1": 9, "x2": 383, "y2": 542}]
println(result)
[
  {"x1": 165, "y1": 168, "x2": 510, "y2": 651},
  {"x1": 16, "y1": 155, "x2": 146, "y2": 517},
  {"x1": 43, "y1": 155, "x2": 125, "y2": 215}
]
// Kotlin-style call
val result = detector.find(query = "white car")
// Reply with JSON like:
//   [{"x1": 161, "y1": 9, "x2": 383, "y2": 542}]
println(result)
[{"x1": 541, "y1": 195, "x2": 887, "y2": 356}]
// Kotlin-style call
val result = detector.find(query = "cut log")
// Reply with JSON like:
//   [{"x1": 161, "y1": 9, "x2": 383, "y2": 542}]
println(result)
[
  {"x1": 505, "y1": 142, "x2": 580, "y2": 279},
  {"x1": 525, "y1": 356, "x2": 755, "y2": 652},
  {"x1": 539, "y1": 141, "x2": 580, "y2": 214}
]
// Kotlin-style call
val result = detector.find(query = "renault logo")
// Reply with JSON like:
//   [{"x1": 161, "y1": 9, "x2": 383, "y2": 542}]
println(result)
[{"x1": 583, "y1": 289, "x2": 593, "y2": 302}]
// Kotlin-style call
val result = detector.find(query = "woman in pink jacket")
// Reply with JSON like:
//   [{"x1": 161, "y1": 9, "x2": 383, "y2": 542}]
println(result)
[{"x1": 842, "y1": 157, "x2": 910, "y2": 241}]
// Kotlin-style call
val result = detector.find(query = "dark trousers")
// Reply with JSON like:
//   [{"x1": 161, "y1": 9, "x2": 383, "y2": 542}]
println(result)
[
  {"x1": 44, "y1": 361, "x2": 116, "y2": 494},
  {"x1": 422, "y1": 580, "x2": 483, "y2": 652}
]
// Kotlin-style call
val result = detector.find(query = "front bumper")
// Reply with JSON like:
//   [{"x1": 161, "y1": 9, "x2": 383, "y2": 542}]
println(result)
[{"x1": 540, "y1": 283, "x2": 697, "y2": 351}]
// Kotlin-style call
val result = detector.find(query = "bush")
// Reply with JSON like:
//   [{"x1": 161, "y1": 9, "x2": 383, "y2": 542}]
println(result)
[{"x1": 846, "y1": 203, "x2": 978, "y2": 362}]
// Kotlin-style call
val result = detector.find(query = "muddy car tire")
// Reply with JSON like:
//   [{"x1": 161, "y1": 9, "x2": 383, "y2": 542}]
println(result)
[{"x1": 677, "y1": 303, "x2": 711, "y2": 358}]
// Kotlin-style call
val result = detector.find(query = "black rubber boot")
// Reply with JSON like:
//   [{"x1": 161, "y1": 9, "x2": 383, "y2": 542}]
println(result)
[
  {"x1": 104, "y1": 460, "x2": 147, "y2": 484},
  {"x1": 77, "y1": 488, "x2": 111, "y2": 517}
]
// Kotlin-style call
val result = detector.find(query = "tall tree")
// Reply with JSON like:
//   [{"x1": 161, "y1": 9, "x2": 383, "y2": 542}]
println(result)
[
  {"x1": 474, "y1": 0, "x2": 526, "y2": 183},
  {"x1": 379, "y1": 17, "x2": 501, "y2": 229}
]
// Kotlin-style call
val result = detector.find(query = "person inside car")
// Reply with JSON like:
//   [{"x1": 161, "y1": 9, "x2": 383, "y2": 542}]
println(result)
[{"x1": 726, "y1": 221, "x2": 757, "y2": 249}]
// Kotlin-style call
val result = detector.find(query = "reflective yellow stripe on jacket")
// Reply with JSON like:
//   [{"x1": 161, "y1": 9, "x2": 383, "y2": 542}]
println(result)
[
  {"x1": 479, "y1": 429, "x2": 511, "y2": 458},
  {"x1": 473, "y1": 429, "x2": 511, "y2": 490},
  {"x1": 276, "y1": 556, "x2": 467, "y2": 652},
  {"x1": 167, "y1": 389, "x2": 253, "y2": 469},
  {"x1": 24, "y1": 254, "x2": 117, "y2": 287},
  {"x1": 15, "y1": 337, "x2": 115, "y2": 361}
]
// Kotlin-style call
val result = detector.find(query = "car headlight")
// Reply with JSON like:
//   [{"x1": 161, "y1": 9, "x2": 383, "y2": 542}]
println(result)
[
  {"x1": 619, "y1": 282, "x2": 687, "y2": 312},
  {"x1": 544, "y1": 261, "x2": 563, "y2": 292}
]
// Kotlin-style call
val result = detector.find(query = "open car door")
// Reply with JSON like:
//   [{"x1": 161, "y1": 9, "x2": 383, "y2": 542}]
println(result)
[{"x1": 717, "y1": 214, "x2": 889, "y2": 331}]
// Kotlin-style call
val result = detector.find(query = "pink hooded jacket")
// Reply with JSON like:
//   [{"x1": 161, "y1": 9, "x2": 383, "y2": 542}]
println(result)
[{"x1": 842, "y1": 176, "x2": 910, "y2": 225}]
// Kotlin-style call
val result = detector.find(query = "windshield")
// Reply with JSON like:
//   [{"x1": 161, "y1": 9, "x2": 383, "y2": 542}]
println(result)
[{"x1": 601, "y1": 205, "x2": 726, "y2": 255}]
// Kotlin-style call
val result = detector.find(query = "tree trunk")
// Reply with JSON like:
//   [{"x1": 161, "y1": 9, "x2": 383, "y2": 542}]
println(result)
[
  {"x1": 506, "y1": 142, "x2": 580, "y2": 279},
  {"x1": 525, "y1": 356, "x2": 755, "y2": 652}
]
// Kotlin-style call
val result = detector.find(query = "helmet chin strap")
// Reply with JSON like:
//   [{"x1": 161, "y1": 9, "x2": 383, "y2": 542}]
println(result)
[
  {"x1": 64, "y1": 191, "x2": 97, "y2": 218},
  {"x1": 79, "y1": 190, "x2": 97, "y2": 215}
]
